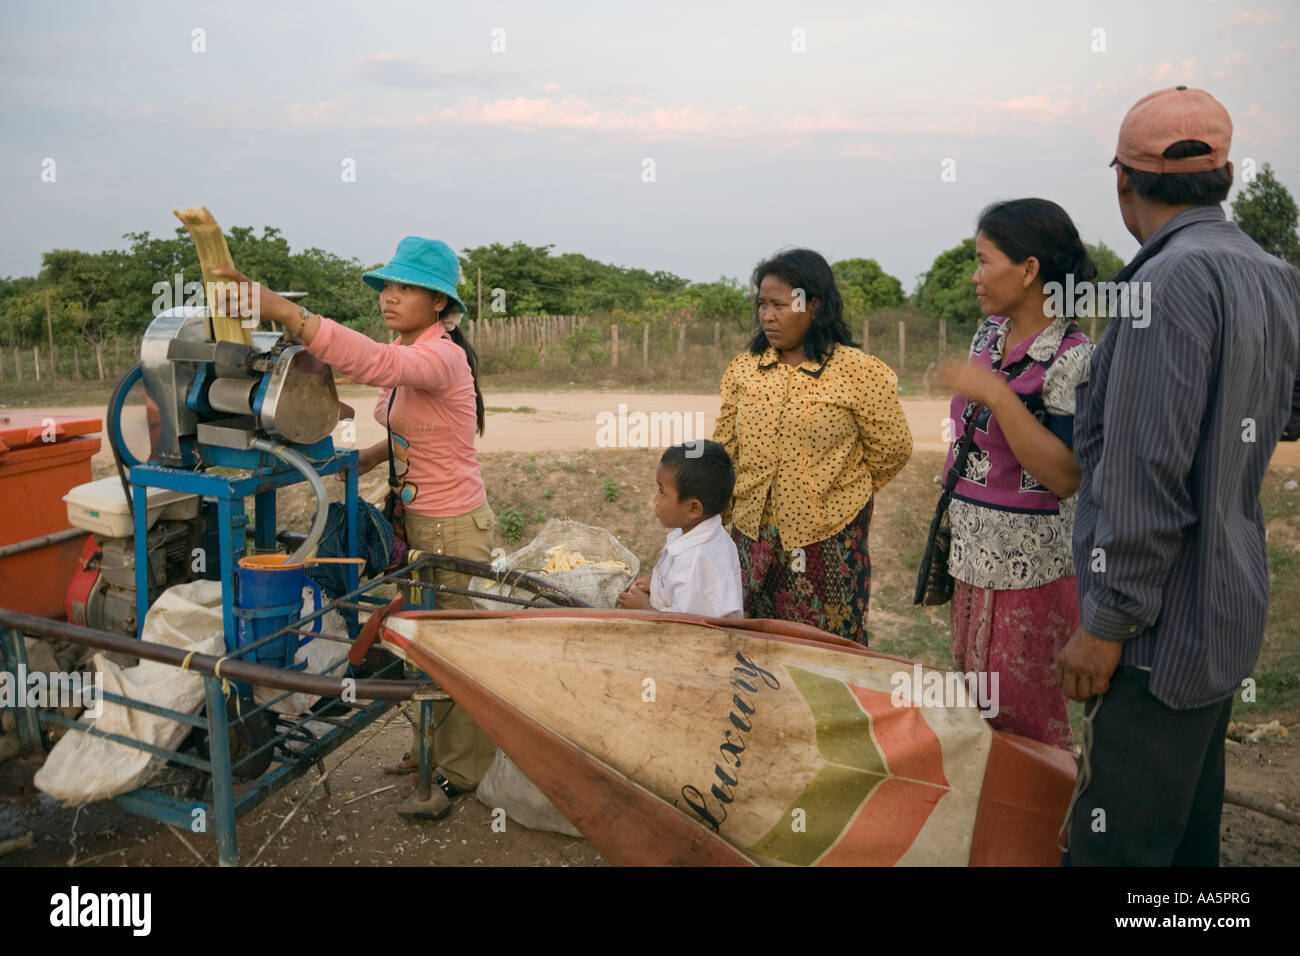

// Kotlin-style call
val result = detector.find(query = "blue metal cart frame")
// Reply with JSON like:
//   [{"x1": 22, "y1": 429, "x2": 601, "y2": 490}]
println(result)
[
  {"x1": 0, "y1": 557, "x2": 440, "y2": 866},
  {"x1": 129, "y1": 441, "x2": 359, "y2": 647}
]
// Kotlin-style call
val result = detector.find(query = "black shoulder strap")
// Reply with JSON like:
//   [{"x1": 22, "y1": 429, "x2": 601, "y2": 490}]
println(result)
[{"x1": 385, "y1": 388, "x2": 399, "y2": 495}]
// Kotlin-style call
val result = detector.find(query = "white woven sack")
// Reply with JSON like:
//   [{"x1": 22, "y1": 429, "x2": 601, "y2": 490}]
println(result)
[
  {"x1": 475, "y1": 748, "x2": 583, "y2": 837},
  {"x1": 469, "y1": 518, "x2": 637, "y2": 610}
]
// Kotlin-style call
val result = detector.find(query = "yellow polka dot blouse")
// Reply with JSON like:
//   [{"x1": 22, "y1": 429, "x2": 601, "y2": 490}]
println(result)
[{"x1": 713, "y1": 343, "x2": 913, "y2": 550}]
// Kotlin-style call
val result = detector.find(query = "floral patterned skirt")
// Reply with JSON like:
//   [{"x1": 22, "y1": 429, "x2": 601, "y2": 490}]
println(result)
[
  {"x1": 731, "y1": 499, "x2": 873, "y2": 645},
  {"x1": 949, "y1": 575, "x2": 1078, "y2": 750}
]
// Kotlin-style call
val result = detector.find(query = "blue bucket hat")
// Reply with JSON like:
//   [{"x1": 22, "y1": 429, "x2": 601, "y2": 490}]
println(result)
[{"x1": 363, "y1": 236, "x2": 468, "y2": 314}]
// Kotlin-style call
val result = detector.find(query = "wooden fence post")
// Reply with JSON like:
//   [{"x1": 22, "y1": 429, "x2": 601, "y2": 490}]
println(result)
[
  {"x1": 14, "y1": 347, "x2": 21, "y2": 381},
  {"x1": 713, "y1": 322, "x2": 720, "y2": 357},
  {"x1": 610, "y1": 324, "x2": 619, "y2": 368},
  {"x1": 898, "y1": 322, "x2": 905, "y2": 373},
  {"x1": 677, "y1": 325, "x2": 686, "y2": 359},
  {"x1": 73, "y1": 345, "x2": 80, "y2": 379},
  {"x1": 861, "y1": 318, "x2": 869, "y2": 355},
  {"x1": 95, "y1": 341, "x2": 106, "y2": 380},
  {"x1": 642, "y1": 323, "x2": 650, "y2": 366},
  {"x1": 939, "y1": 319, "x2": 946, "y2": 364},
  {"x1": 34, "y1": 347, "x2": 41, "y2": 382}
]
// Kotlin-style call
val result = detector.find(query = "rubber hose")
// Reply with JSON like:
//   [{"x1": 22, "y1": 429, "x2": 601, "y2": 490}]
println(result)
[
  {"x1": 251, "y1": 438, "x2": 328, "y2": 565},
  {"x1": 107, "y1": 362, "x2": 144, "y2": 521}
]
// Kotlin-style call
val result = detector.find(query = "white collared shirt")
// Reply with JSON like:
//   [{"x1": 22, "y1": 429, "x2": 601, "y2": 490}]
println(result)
[{"x1": 649, "y1": 514, "x2": 744, "y2": 618}]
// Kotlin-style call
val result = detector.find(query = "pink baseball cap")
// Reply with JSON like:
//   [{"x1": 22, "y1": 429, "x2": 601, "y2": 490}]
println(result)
[{"x1": 1112, "y1": 86, "x2": 1232, "y2": 173}]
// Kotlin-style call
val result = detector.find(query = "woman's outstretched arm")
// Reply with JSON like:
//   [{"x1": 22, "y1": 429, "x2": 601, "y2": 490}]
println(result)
[{"x1": 210, "y1": 266, "x2": 456, "y2": 390}]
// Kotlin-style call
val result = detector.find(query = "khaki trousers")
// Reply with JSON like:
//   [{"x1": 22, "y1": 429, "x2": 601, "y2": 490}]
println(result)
[{"x1": 403, "y1": 502, "x2": 498, "y2": 790}]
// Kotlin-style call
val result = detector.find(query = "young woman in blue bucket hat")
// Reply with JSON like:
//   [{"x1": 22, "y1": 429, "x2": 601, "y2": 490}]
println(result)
[{"x1": 215, "y1": 237, "x2": 497, "y2": 802}]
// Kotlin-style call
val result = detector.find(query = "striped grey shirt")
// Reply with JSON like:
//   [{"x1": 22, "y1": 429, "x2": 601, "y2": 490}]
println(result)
[{"x1": 1072, "y1": 205, "x2": 1300, "y2": 709}]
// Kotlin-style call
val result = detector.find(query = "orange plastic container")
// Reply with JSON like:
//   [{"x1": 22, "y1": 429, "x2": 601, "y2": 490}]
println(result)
[{"x1": 0, "y1": 412, "x2": 102, "y2": 618}]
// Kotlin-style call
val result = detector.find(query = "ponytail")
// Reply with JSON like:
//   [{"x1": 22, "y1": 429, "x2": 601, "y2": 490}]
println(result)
[{"x1": 448, "y1": 324, "x2": 485, "y2": 435}]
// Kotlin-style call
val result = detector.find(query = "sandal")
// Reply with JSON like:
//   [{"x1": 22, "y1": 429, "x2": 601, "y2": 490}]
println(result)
[{"x1": 383, "y1": 752, "x2": 418, "y2": 775}]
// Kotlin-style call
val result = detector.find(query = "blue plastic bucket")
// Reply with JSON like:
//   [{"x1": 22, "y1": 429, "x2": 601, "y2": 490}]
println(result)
[{"x1": 235, "y1": 554, "x2": 323, "y2": 670}]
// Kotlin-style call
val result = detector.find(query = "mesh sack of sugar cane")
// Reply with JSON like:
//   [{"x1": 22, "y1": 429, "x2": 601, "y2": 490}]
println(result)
[{"x1": 469, "y1": 518, "x2": 638, "y2": 610}]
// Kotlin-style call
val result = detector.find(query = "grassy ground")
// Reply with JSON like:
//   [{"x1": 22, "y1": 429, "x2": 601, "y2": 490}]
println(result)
[
  {"x1": 1247, "y1": 463, "x2": 1300, "y2": 722},
  {"x1": 0, "y1": 376, "x2": 127, "y2": 408}
]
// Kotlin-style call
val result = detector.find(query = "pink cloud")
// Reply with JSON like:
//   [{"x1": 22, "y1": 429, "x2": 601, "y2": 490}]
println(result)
[
  {"x1": 1218, "y1": 7, "x2": 1283, "y2": 29},
  {"x1": 978, "y1": 95, "x2": 1080, "y2": 121},
  {"x1": 285, "y1": 94, "x2": 354, "y2": 126},
  {"x1": 436, "y1": 96, "x2": 735, "y2": 135},
  {"x1": 1234, "y1": 102, "x2": 1296, "y2": 149},
  {"x1": 1151, "y1": 58, "x2": 1199, "y2": 85},
  {"x1": 833, "y1": 142, "x2": 892, "y2": 160}
]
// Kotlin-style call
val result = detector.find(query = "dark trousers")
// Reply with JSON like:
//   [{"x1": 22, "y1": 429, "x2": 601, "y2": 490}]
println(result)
[{"x1": 1063, "y1": 665, "x2": 1234, "y2": 866}]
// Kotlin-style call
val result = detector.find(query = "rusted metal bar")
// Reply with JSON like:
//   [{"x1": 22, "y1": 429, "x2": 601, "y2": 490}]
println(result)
[
  {"x1": 274, "y1": 538, "x2": 591, "y2": 608},
  {"x1": 0, "y1": 608, "x2": 428, "y2": 702},
  {"x1": 407, "y1": 581, "x2": 560, "y2": 608}
]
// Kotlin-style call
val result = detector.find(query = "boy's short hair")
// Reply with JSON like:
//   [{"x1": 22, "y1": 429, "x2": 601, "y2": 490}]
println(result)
[{"x1": 660, "y1": 440, "x2": 735, "y2": 517}]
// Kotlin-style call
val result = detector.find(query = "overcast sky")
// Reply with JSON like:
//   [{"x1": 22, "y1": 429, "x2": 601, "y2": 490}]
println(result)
[{"x1": 2, "y1": 0, "x2": 1297, "y2": 293}]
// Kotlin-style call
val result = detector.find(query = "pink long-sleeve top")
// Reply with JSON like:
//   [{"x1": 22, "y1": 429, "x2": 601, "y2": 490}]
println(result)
[{"x1": 307, "y1": 317, "x2": 486, "y2": 518}]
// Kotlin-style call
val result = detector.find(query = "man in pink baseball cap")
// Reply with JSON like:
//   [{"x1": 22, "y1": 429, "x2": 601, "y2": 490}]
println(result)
[{"x1": 1059, "y1": 87, "x2": 1300, "y2": 866}]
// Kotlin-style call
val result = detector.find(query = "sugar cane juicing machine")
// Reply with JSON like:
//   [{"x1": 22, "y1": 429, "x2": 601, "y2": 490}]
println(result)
[{"x1": 63, "y1": 303, "x2": 361, "y2": 650}]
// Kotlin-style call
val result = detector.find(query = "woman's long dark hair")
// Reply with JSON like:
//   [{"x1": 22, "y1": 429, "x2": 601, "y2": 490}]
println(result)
[
  {"x1": 440, "y1": 303, "x2": 484, "y2": 435},
  {"x1": 747, "y1": 248, "x2": 855, "y2": 364},
  {"x1": 976, "y1": 199, "x2": 1096, "y2": 289}
]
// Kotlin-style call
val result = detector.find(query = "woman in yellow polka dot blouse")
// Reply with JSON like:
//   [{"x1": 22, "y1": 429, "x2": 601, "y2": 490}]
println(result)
[{"x1": 713, "y1": 249, "x2": 913, "y2": 644}]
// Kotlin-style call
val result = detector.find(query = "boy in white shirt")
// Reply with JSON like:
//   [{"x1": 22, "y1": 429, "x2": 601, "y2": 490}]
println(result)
[{"x1": 617, "y1": 440, "x2": 743, "y2": 618}]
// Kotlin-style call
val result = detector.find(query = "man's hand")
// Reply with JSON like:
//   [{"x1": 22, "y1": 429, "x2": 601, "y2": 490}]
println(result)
[{"x1": 1054, "y1": 626, "x2": 1124, "y2": 701}]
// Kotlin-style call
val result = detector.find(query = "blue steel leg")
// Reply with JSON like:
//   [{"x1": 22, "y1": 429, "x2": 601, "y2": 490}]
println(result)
[
  {"x1": 203, "y1": 675, "x2": 239, "y2": 867},
  {"x1": 254, "y1": 489, "x2": 277, "y2": 552},
  {"x1": 217, "y1": 497, "x2": 237, "y2": 654},
  {"x1": 133, "y1": 476, "x2": 149, "y2": 638},
  {"x1": 1, "y1": 628, "x2": 43, "y2": 757}
]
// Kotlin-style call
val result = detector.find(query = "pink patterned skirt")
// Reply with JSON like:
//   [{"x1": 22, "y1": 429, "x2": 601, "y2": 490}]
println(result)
[{"x1": 949, "y1": 575, "x2": 1078, "y2": 751}]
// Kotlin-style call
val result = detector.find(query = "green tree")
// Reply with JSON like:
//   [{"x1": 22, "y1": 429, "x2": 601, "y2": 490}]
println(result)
[
  {"x1": 1232, "y1": 163, "x2": 1300, "y2": 262},
  {"x1": 39, "y1": 248, "x2": 143, "y2": 348},
  {"x1": 832, "y1": 258, "x2": 905, "y2": 315},
  {"x1": 1086, "y1": 240, "x2": 1125, "y2": 283},
  {"x1": 287, "y1": 246, "x2": 378, "y2": 328},
  {"x1": 913, "y1": 238, "x2": 979, "y2": 327},
  {"x1": 459, "y1": 241, "x2": 692, "y2": 319},
  {"x1": 0, "y1": 281, "x2": 53, "y2": 348},
  {"x1": 690, "y1": 278, "x2": 749, "y2": 325}
]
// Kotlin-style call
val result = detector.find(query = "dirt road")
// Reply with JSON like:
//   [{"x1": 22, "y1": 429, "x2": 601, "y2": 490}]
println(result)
[{"x1": 64, "y1": 387, "x2": 1300, "y2": 474}]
